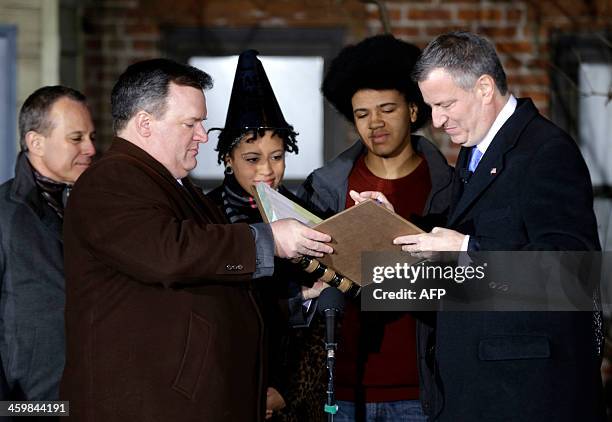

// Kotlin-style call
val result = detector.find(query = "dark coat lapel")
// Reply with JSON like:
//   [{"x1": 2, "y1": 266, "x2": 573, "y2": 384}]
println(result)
[
  {"x1": 109, "y1": 138, "x2": 219, "y2": 223},
  {"x1": 9, "y1": 153, "x2": 63, "y2": 242},
  {"x1": 449, "y1": 146, "x2": 470, "y2": 217},
  {"x1": 37, "y1": 201, "x2": 63, "y2": 242},
  {"x1": 448, "y1": 98, "x2": 539, "y2": 227},
  {"x1": 182, "y1": 177, "x2": 229, "y2": 223}
]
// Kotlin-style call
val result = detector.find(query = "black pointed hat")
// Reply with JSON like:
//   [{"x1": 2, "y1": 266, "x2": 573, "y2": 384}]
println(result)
[{"x1": 213, "y1": 49, "x2": 298, "y2": 163}]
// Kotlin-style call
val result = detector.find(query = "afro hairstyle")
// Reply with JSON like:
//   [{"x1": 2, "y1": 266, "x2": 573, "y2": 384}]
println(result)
[{"x1": 322, "y1": 34, "x2": 430, "y2": 130}]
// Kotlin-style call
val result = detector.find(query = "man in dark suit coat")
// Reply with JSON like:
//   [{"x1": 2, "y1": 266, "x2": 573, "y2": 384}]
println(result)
[
  {"x1": 60, "y1": 59, "x2": 332, "y2": 422},
  {"x1": 0, "y1": 86, "x2": 95, "y2": 404},
  {"x1": 394, "y1": 31, "x2": 604, "y2": 421}
]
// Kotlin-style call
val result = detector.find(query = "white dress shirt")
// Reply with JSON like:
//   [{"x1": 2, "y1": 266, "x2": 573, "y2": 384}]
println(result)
[{"x1": 460, "y1": 95, "x2": 517, "y2": 251}]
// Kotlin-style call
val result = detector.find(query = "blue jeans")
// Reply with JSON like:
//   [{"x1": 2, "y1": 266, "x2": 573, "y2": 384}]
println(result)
[{"x1": 333, "y1": 399, "x2": 427, "y2": 422}]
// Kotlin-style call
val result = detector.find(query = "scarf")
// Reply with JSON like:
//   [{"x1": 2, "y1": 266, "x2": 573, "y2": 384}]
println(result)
[
  {"x1": 220, "y1": 174, "x2": 264, "y2": 224},
  {"x1": 31, "y1": 165, "x2": 72, "y2": 219}
]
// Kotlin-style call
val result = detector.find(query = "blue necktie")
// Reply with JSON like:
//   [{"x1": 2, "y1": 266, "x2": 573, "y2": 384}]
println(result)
[{"x1": 468, "y1": 147, "x2": 483, "y2": 172}]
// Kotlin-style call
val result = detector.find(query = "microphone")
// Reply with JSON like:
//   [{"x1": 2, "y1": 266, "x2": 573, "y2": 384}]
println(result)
[
  {"x1": 459, "y1": 168, "x2": 473, "y2": 184},
  {"x1": 319, "y1": 287, "x2": 345, "y2": 350},
  {"x1": 318, "y1": 287, "x2": 344, "y2": 420}
]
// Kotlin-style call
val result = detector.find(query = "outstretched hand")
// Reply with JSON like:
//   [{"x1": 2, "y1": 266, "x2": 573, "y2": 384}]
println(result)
[
  {"x1": 349, "y1": 190, "x2": 395, "y2": 213},
  {"x1": 394, "y1": 227, "x2": 466, "y2": 254},
  {"x1": 270, "y1": 219, "x2": 333, "y2": 259}
]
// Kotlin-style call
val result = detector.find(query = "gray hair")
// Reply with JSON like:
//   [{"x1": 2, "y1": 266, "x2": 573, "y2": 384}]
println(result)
[
  {"x1": 412, "y1": 31, "x2": 508, "y2": 95},
  {"x1": 18, "y1": 86, "x2": 87, "y2": 151}
]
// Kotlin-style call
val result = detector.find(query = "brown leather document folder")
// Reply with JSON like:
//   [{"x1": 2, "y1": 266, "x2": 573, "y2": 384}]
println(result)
[
  {"x1": 313, "y1": 199, "x2": 424, "y2": 285},
  {"x1": 253, "y1": 182, "x2": 424, "y2": 287}
]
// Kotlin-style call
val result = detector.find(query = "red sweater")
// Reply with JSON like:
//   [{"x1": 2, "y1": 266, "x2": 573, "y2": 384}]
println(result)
[{"x1": 336, "y1": 154, "x2": 431, "y2": 402}]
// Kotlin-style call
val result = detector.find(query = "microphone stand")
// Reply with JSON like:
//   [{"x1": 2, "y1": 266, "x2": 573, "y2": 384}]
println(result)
[
  {"x1": 319, "y1": 287, "x2": 344, "y2": 421},
  {"x1": 324, "y1": 313, "x2": 339, "y2": 421}
]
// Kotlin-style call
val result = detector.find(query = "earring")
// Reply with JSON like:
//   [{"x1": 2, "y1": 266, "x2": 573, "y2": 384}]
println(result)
[
  {"x1": 224, "y1": 165, "x2": 233, "y2": 175},
  {"x1": 410, "y1": 107, "x2": 418, "y2": 123}
]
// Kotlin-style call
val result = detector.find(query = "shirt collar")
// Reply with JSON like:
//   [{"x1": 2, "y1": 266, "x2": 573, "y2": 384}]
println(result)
[{"x1": 475, "y1": 94, "x2": 517, "y2": 155}]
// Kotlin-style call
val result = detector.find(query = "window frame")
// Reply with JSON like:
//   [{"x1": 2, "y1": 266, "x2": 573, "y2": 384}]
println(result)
[
  {"x1": 160, "y1": 27, "x2": 347, "y2": 190},
  {"x1": 0, "y1": 24, "x2": 17, "y2": 184}
]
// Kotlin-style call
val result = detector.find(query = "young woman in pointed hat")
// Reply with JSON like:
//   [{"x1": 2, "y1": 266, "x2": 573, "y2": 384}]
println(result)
[{"x1": 207, "y1": 49, "x2": 329, "y2": 422}]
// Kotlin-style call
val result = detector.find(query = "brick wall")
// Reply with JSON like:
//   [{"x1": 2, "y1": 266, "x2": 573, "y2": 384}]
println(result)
[{"x1": 82, "y1": 0, "x2": 610, "y2": 160}]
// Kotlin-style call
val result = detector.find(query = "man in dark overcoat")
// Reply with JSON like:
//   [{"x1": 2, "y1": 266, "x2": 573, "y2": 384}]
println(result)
[
  {"x1": 395, "y1": 31, "x2": 604, "y2": 421},
  {"x1": 60, "y1": 58, "x2": 331, "y2": 421},
  {"x1": 0, "y1": 86, "x2": 95, "y2": 403}
]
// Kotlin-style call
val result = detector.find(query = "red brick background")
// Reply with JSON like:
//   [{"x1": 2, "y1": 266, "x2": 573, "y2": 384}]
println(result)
[{"x1": 81, "y1": 0, "x2": 611, "y2": 160}]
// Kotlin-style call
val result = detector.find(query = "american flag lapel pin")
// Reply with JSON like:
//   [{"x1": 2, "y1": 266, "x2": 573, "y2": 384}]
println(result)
[{"x1": 490, "y1": 168, "x2": 497, "y2": 175}]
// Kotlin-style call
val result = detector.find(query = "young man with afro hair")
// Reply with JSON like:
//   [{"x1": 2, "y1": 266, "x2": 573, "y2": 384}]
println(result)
[{"x1": 297, "y1": 34, "x2": 453, "y2": 421}]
